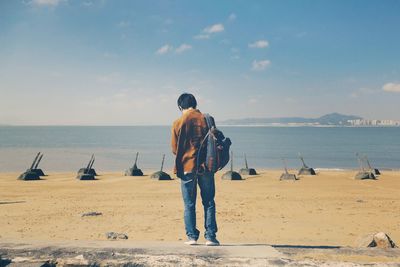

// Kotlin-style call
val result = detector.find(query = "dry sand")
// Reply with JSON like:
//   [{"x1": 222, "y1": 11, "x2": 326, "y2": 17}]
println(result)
[{"x1": 0, "y1": 170, "x2": 399, "y2": 247}]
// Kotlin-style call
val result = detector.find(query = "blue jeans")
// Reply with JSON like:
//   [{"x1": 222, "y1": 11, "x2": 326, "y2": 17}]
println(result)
[{"x1": 180, "y1": 172, "x2": 217, "y2": 240}]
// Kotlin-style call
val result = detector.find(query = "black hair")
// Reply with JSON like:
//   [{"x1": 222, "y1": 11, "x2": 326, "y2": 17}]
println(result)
[{"x1": 177, "y1": 93, "x2": 197, "y2": 110}]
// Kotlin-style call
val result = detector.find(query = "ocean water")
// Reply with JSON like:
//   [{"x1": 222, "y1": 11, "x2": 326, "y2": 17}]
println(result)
[{"x1": 0, "y1": 126, "x2": 399, "y2": 172}]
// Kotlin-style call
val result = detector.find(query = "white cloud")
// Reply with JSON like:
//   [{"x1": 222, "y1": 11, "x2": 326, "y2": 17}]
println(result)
[
  {"x1": 156, "y1": 44, "x2": 173, "y2": 55},
  {"x1": 204, "y1": 23, "x2": 224, "y2": 33},
  {"x1": 30, "y1": 0, "x2": 63, "y2": 6},
  {"x1": 228, "y1": 13, "x2": 237, "y2": 22},
  {"x1": 194, "y1": 34, "x2": 210, "y2": 40},
  {"x1": 249, "y1": 40, "x2": 269, "y2": 49},
  {"x1": 155, "y1": 43, "x2": 192, "y2": 55},
  {"x1": 252, "y1": 60, "x2": 271, "y2": 71},
  {"x1": 194, "y1": 23, "x2": 224, "y2": 40},
  {"x1": 382, "y1": 82, "x2": 400, "y2": 93},
  {"x1": 175, "y1": 44, "x2": 192, "y2": 54}
]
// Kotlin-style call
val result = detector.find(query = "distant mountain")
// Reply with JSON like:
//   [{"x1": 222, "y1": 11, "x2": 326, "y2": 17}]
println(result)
[
  {"x1": 219, "y1": 113, "x2": 363, "y2": 126},
  {"x1": 315, "y1": 113, "x2": 362, "y2": 125}
]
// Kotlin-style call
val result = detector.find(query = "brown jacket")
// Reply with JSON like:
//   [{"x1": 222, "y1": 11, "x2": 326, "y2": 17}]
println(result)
[{"x1": 171, "y1": 109, "x2": 208, "y2": 177}]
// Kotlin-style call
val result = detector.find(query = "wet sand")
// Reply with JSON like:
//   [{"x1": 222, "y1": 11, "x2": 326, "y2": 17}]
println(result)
[{"x1": 0, "y1": 170, "x2": 399, "y2": 247}]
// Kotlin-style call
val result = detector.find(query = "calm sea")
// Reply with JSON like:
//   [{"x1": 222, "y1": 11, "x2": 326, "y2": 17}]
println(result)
[{"x1": 0, "y1": 126, "x2": 399, "y2": 172}]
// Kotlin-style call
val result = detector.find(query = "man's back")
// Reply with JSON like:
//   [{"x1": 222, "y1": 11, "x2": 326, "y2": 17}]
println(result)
[{"x1": 171, "y1": 108, "x2": 208, "y2": 177}]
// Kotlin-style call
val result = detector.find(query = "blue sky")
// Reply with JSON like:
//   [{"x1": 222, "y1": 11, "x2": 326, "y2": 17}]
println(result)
[{"x1": 0, "y1": 0, "x2": 399, "y2": 125}]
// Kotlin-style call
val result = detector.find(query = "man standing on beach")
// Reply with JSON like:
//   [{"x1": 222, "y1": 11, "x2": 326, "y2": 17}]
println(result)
[{"x1": 171, "y1": 93, "x2": 219, "y2": 246}]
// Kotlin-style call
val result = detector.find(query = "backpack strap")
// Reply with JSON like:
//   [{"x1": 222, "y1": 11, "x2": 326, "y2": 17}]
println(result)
[
  {"x1": 203, "y1": 113, "x2": 216, "y2": 130},
  {"x1": 194, "y1": 113, "x2": 214, "y2": 175}
]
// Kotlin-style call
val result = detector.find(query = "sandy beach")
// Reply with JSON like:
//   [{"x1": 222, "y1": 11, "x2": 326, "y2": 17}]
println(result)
[{"x1": 1, "y1": 169, "x2": 399, "y2": 248}]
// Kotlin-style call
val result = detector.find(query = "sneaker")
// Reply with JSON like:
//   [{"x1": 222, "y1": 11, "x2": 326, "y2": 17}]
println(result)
[
  {"x1": 184, "y1": 238, "x2": 197, "y2": 245},
  {"x1": 205, "y1": 238, "x2": 220, "y2": 246}
]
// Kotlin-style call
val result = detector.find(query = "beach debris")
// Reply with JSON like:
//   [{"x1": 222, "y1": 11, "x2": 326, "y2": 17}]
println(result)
[
  {"x1": 150, "y1": 154, "x2": 172, "y2": 180},
  {"x1": 239, "y1": 153, "x2": 257, "y2": 175},
  {"x1": 368, "y1": 232, "x2": 397, "y2": 248},
  {"x1": 222, "y1": 151, "x2": 242, "y2": 180},
  {"x1": 77, "y1": 154, "x2": 96, "y2": 180},
  {"x1": 363, "y1": 155, "x2": 381, "y2": 175},
  {"x1": 354, "y1": 153, "x2": 376, "y2": 180},
  {"x1": 106, "y1": 232, "x2": 128, "y2": 240},
  {"x1": 358, "y1": 232, "x2": 397, "y2": 248},
  {"x1": 125, "y1": 152, "x2": 144, "y2": 176},
  {"x1": 280, "y1": 159, "x2": 298, "y2": 181},
  {"x1": 297, "y1": 153, "x2": 316, "y2": 175},
  {"x1": 18, "y1": 152, "x2": 42, "y2": 180},
  {"x1": 81, "y1": 211, "x2": 103, "y2": 217}
]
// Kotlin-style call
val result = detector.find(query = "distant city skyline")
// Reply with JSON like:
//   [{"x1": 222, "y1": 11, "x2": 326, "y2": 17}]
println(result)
[{"x1": 1, "y1": 0, "x2": 400, "y2": 125}]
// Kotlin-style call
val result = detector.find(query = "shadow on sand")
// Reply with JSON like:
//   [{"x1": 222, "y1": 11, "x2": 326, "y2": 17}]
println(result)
[
  {"x1": 218, "y1": 243, "x2": 341, "y2": 249},
  {"x1": 0, "y1": 201, "x2": 26, "y2": 205}
]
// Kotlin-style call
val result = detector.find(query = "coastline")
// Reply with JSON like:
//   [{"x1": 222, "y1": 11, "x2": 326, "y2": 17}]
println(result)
[
  {"x1": 1, "y1": 124, "x2": 400, "y2": 128},
  {"x1": 218, "y1": 124, "x2": 400, "y2": 128}
]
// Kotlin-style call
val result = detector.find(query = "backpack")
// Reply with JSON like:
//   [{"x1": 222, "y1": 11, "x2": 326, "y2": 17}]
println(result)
[{"x1": 198, "y1": 114, "x2": 232, "y2": 173}]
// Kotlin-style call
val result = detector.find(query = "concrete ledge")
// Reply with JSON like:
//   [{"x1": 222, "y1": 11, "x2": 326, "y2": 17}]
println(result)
[{"x1": 1, "y1": 240, "x2": 400, "y2": 266}]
